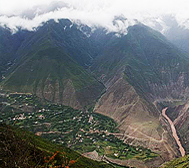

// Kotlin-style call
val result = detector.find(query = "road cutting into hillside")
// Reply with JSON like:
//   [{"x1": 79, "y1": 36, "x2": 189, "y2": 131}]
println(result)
[{"x1": 162, "y1": 107, "x2": 185, "y2": 157}]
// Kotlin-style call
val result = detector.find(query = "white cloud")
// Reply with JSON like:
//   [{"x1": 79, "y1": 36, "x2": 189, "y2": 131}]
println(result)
[{"x1": 1, "y1": 0, "x2": 189, "y2": 33}]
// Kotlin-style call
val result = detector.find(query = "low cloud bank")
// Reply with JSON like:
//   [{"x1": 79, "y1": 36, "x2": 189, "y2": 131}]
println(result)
[{"x1": 0, "y1": 0, "x2": 189, "y2": 34}]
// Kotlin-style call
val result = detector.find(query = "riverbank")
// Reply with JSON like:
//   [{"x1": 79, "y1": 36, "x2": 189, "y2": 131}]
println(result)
[{"x1": 162, "y1": 107, "x2": 185, "y2": 157}]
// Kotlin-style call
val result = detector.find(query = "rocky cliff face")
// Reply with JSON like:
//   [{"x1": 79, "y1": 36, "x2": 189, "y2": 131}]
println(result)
[
  {"x1": 92, "y1": 24, "x2": 189, "y2": 164},
  {"x1": 1, "y1": 20, "x2": 189, "y2": 167},
  {"x1": 148, "y1": 72, "x2": 189, "y2": 102},
  {"x1": 94, "y1": 73, "x2": 179, "y2": 165}
]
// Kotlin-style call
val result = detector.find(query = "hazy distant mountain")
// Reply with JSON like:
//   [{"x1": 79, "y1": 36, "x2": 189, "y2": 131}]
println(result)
[
  {"x1": 144, "y1": 15, "x2": 189, "y2": 54},
  {"x1": 161, "y1": 16, "x2": 189, "y2": 54},
  {"x1": 165, "y1": 26, "x2": 189, "y2": 54}
]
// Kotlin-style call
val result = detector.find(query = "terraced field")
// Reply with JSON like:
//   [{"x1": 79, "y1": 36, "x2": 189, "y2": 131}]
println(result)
[{"x1": 0, "y1": 92, "x2": 158, "y2": 164}]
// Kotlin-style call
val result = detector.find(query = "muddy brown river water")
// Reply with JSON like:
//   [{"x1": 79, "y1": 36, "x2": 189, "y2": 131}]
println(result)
[{"x1": 162, "y1": 107, "x2": 185, "y2": 157}]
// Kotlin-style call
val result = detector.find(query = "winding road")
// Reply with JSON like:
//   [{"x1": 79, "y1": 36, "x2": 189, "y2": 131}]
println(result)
[{"x1": 162, "y1": 107, "x2": 185, "y2": 157}]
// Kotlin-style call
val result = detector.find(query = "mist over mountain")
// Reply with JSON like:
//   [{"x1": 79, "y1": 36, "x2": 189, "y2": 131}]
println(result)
[
  {"x1": 1, "y1": 18, "x2": 189, "y2": 167},
  {"x1": 1, "y1": 1, "x2": 189, "y2": 168},
  {"x1": 1, "y1": 2, "x2": 189, "y2": 55},
  {"x1": 1, "y1": 0, "x2": 189, "y2": 36}
]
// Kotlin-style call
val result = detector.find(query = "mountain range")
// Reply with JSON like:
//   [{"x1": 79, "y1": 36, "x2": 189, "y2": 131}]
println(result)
[{"x1": 1, "y1": 18, "x2": 189, "y2": 167}]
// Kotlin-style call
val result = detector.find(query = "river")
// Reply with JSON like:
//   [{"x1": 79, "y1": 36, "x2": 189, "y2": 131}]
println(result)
[{"x1": 162, "y1": 107, "x2": 185, "y2": 157}]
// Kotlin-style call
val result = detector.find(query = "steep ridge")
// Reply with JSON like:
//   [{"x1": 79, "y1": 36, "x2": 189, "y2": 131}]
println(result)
[
  {"x1": 0, "y1": 20, "x2": 105, "y2": 109},
  {"x1": 92, "y1": 24, "x2": 189, "y2": 102},
  {"x1": 94, "y1": 72, "x2": 179, "y2": 165},
  {"x1": 91, "y1": 24, "x2": 189, "y2": 163},
  {"x1": 19, "y1": 19, "x2": 96, "y2": 67},
  {"x1": 1, "y1": 46, "x2": 104, "y2": 108},
  {"x1": 1, "y1": 20, "x2": 189, "y2": 167},
  {"x1": 0, "y1": 27, "x2": 33, "y2": 81}
]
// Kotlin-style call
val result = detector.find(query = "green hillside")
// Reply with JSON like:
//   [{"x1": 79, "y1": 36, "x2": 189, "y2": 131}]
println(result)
[
  {"x1": 0, "y1": 20, "x2": 105, "y2": 108},
  {"x1": 1, "y1": 21, "x2": 189, "y2": 167},
  {"x1": 90, "y1": 23, "x2": 189, "y2": 166},
  {"x1": 1, "y1": 46, "x2": 103, "y2": 106},
  {"x1": 0, "y1": 93, "x2": 157, "y2": 165},
  {"x1": 161, "y1": 155, "x2": 189, "y2": 168},
  {"x1": 0, "y1": 27, "x2": 33, "y2": 81},
  {"x1": 91, "y1": 24, "x2": 189, "y2": 100},
  {"x1": 0, "y1": 123, "x2": 116, "y2": 168}
]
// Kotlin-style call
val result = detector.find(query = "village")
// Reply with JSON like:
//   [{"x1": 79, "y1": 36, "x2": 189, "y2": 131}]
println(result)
[{"x1": 0, "y1": 92, "x2": 158, "y2": 162}]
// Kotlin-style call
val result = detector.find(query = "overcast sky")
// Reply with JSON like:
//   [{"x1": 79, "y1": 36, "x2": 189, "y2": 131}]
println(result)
[{"x1": 0, "y1": 0, "x2": 189, "y2": 33}]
